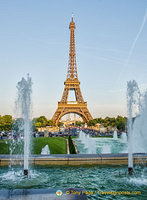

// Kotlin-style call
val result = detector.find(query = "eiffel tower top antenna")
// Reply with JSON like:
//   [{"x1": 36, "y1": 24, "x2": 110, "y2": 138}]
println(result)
[{"x1": 67, "y1": 13, "x2": 78, "y2": 80}]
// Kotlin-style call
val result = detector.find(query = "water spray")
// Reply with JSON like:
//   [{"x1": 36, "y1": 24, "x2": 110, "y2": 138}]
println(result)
[
  {"x1": 16, "y1": 74, "x2": 32, "y2": 176},
  {"x1": 127, "y1": 80, "x2": 140, "y2": 175}
]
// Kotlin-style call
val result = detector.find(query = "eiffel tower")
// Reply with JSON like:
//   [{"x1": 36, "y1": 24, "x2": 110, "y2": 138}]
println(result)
[{"x1": 52, "y1": 16, "x2": 93, "y2": 125}]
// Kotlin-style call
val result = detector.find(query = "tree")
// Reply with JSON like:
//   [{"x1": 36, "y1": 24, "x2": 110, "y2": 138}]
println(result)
[
  {"x1": 0, "y1": 115, "x2": 13, "y2": 131},
  {"x1": 48, "y1": 120, "x2": 53, "y2": 126},
  {"x1": 87, "y1": 116, "x2": 127, "y2": 131},
  {"x1": 75, "y1": 121, "x2": 84, "y2": 126},
  {"x1": 34, "y1": 122, "x2": 42, "y2": 127},
  {"x1": 87, "y1": 119, "x2": 97, "y2": 126},
  {"x1": 35, "y1": 116, "x2": 48, "y2": 127},
  {"x1": 115, "y1": 116, "x2": 127, "y2": 131},
  {"x1": 32, "y1": 117, "x2": 54, "y2": 128}
]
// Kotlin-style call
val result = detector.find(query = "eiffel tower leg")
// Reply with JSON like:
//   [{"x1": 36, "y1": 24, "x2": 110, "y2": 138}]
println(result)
[
  {"x1": 52, "y1": 108, "x2": 62, "y2": 125},
  {"x1": 79, "y1": 107, "x2": 93, "y2": 122},
  {"x1": 61, "y1": 87, "x2": 69, "y2": 102},
  {"x1": 52, "y1": 103, "x2": 93, "y2": 126},
  {"x1": 75, "y1": 86, "x2": 84, "y2": 102}
]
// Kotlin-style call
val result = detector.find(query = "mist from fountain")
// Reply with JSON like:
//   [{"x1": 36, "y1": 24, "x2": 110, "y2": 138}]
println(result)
[
  {"x1": 79, "y1": 131, "x2": 88, "y2": 148},
  {"x1": 41, "y1": 145, "x2": 50, "y2": 155},
  {"x1": 78, "y1": 131, "x2": 96, "y2": 154},
  {"x1": 87, "y1": 138, "x2": 96, "y2": 154},
  {"x1": 15, "y1": 74, "x2": 32, "y2": 175},
  {"x1": 121, "y1": 132, "x2": 127, "y2": 143},
  {"x1": 101, "y1": 145, "x2": 111, "y2": 154},
  {"x1": 127, "y1": 80, "x2": 147, "y2": 175},
  {"x1": 113, "y1": 130, "x2": 118, "y2": 140},
  {"x1": 127, "y1": 80, "x2": 140, "y2": 173},
  {"x1": 133, "y1": 92, "x2": 147, "y2": 153}
]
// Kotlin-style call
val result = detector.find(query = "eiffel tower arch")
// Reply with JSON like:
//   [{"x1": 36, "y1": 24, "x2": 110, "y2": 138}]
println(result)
[{"x1": 52, "y1": 16, "x2": 93, "y2": 125}]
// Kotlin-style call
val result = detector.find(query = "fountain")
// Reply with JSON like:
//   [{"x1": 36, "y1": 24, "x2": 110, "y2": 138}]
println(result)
[
  {"x1": 15, "y1": 74, "x2": 32, "y2": 176},
  {"x1": 101, "y1": 145, "x2": 111, "y2": 154},
  {"x1": 76, "y1": 131, "x2": 96, "y2": 153},
  {"x1": 41, "y1": 145, "x2": 50, "y2": 155},
  {"x1": 132, "y1": 93, "x2": 147, "y2": 154},
  {"x1": 127, "y1": 80, "x2": 147, "y2": 174},
  {"x1": 75, "y1": 131, "x2": 128, "y2": 154},
  {"x1": 113, "y1": 130, "x2": 118, "y2": 140},
  {"x1": 121, "y1": 132, "x2": 127, "y2": 142},
  {"x1": 87, "y1": 137, "x2": 96, "y2": 154}
]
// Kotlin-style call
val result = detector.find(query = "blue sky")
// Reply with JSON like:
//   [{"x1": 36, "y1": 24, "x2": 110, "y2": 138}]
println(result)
[{"x1": 0, "y1": 0, "x2": 147, "y2": 119}]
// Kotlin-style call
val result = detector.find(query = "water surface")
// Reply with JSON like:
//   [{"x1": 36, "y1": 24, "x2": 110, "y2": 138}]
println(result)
[{"x1": 0, "y1": 165, "x2": 146, "y2": 200}]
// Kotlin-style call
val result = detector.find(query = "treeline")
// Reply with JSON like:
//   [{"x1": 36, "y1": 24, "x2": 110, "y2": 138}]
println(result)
[
  {"x1": 0, "y1": 115, "x2": 53, "y2": 132},
  {"x1": 87, "y1": 116, "x2": 127, "y2": 131},
  {"x1": 0, "y1": 114, "x2": 127, "y2": 132},
  {"x1": 0, "y1": 115, "x2": 13, "y2": 131}
]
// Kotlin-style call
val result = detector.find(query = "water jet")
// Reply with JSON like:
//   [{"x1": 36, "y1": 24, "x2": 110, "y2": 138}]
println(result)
[{"x1": 16, "y1": 74, "x2": 32, "y2": 176}]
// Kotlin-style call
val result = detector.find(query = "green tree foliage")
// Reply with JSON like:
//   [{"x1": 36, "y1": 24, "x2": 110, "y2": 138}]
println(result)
[
  {"x1": 0, "y1": 115, "x2": 13, "y2": 131},
  {"x1": 88, "y1": 116, "x2": 127, "y2": 131},
  {"x1": 34, "y1": 116, "x2": 48, "y2": 127},
  {"x1": 48, "y1": 120, "x2": 53, "y2": 126},
  {"x1": 33, "y1": 117, "x2": 54, "y2": 128},
  {"x1": 87, "y1": 119, "x2": 97, "y2": 126},
  {"x1": 0, "y1": 114, "x2": 127, "y2": 132},
  {"x1": 116, "y1": 116, "x2": 127, "y2": 131},
  {"x1": 75, "y1": 121, "x2": 84, "y2": 126}
]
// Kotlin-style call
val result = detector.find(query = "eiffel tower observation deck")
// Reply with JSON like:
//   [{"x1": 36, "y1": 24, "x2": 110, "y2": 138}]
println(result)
[{"x1": 52, "y1": 15, "x2": 93, "y2": 125}]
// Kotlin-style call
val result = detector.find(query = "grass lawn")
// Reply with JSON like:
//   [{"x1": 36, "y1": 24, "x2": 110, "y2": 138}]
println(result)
[
  {"x1": 0, "y1": 140, "x2": 10, "y2": 154},
  {"x1": 32, "y1": 137, "x2": 66, "y2": 154},
  {"x1": 0, "y1": 137, "x2": 67, "y2": 154}
]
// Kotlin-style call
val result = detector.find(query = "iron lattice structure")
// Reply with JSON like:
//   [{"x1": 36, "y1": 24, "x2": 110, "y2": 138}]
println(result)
[{"x1": 52, "y1": 16, "x2": 93, "y2": 125}]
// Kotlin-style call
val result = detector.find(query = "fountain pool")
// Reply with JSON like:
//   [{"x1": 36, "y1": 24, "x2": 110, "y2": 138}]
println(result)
[
  {"x1": 0, "y1": 165, "x2": 146, "y2": 199},
  {"x1": 74, "y1": 131, "x2": 128, "y2": 154}
]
